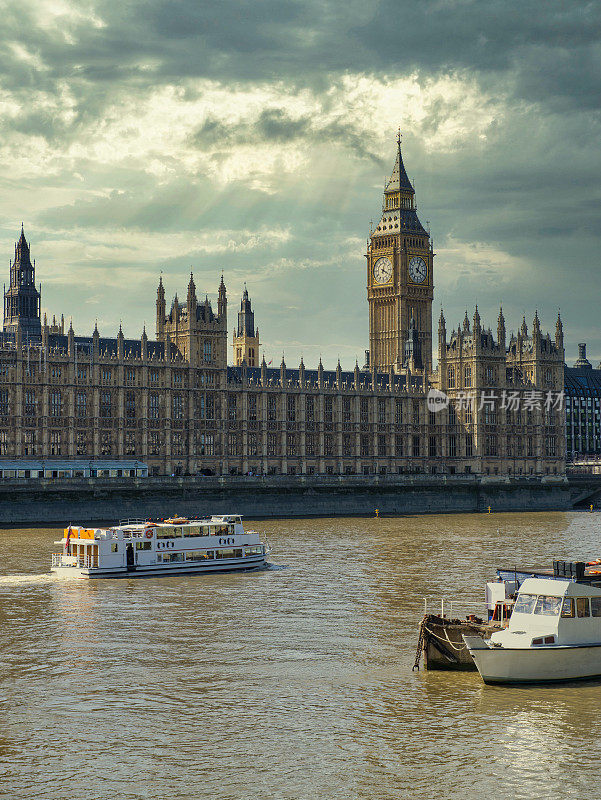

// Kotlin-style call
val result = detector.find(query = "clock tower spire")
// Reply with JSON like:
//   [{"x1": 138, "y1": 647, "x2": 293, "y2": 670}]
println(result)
[{"x1": 366, "y1": 134, "x2": 433, "y2": 375}]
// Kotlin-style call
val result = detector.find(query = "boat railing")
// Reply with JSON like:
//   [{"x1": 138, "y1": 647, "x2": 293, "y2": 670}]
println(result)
[
  {"x1": 119, "y1": 518, "x2": 151, "y2": 526},
  {"x1": 423, "y1": 597, "x2": 486, "y2": 619},
  {"x1": 52, "y1": 553, "x2": 96, "y2": 569}
]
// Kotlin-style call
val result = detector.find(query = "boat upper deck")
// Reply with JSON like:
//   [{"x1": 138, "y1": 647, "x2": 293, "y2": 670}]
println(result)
[
  {"x1": 498, "y1": 560, "x2": 601, "y2": 587},
  {"x1": 57, "y1": 515, "x2": 253, "y2": 544}
]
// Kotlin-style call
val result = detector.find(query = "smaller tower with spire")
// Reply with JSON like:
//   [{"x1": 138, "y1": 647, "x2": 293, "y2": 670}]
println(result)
[
  {"x1": 4, "y1": 225, "x2": 41, "y2": 337},
  {"x1": 158, "y1": 272, "x2": 228, "y2": 367},
  {"x1": 232, "y1": 285, "x2": 260, "y2": 366}
]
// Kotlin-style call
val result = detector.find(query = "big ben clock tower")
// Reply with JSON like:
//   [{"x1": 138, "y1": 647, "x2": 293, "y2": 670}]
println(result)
[{"x1": 366, "y1": 134, "x2": 434, "y2": 375}]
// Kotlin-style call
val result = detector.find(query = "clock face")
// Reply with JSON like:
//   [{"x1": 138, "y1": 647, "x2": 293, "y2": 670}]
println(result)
[
  {"x1": 408, "y1": 256, "x2": 427, "y2": 284},
  {"x1": 373, "y1": 256, "x2": 393, "y2": 285}
]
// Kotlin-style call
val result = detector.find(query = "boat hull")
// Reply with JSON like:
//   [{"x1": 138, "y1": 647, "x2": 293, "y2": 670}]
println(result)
[
  {"x1": 417, "y1": 616, "x2": 496, "y2": 671},
  {"x1": 51, "y1": 555, "x2": 267, "y2": 579},
  {"x1": 463, "y1": 635, "x2": 601, "y2": 685}
]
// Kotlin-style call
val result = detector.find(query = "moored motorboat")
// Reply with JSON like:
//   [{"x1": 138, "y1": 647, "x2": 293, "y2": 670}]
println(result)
[
  {"x1": 464, "y1": 571, "x2": 601, "y2": 684},
  {"x1": 51, "y1": 515, "x2": 270, "y2": 578}
]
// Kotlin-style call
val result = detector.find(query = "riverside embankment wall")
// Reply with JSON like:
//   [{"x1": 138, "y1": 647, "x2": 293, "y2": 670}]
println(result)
[{"x1": 0, "y1": 474, "x2": 577, "y2": 525}]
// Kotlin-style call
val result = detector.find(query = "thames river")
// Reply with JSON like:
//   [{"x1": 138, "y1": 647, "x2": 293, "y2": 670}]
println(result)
[{"x1": 1, "y1": 512, "x2": 600, "y2": 799}]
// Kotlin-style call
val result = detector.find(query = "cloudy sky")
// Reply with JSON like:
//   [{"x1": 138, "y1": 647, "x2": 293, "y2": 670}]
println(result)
[{"x1": 1, "y1": 0, "x2": 599, "y2": 368}]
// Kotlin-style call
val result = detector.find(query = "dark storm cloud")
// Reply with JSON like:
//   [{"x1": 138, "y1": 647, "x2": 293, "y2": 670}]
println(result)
[
  {"x1": 6, "y1": 1, "x2": 601, "y2": 106},
  {"x1": 190, "y1": 108, "x2": 385, "y2": 165}
]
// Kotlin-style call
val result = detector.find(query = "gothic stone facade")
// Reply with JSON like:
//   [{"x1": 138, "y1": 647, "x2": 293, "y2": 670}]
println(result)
[
  {"x1": 436, "y1": 308, "x2": 565, "y2": 476},
  {"x1": 0, "y1": 141, "x2": 566, "y2": 477}
]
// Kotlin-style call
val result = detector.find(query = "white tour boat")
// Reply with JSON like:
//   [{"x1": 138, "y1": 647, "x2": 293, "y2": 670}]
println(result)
[
  {"x1": 464, "y1": 573, "x2": 601, "y2": 685},
  {"x1": 51, "y1": 515, "x2": 270, "y2": 578}
]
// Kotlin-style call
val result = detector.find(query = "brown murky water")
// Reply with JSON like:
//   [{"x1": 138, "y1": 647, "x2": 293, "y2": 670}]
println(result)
[{"x1": 1, "y1": 512, "x2": 600, "y2": 799}]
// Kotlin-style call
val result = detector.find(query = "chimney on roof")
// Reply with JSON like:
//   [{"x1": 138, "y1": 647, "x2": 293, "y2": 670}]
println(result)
[{"x1": 574, "y1": 342, "x2": 592, "y2": 370}]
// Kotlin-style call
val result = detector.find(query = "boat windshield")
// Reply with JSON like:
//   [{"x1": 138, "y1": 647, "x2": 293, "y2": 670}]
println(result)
[
  {"x1": 513, "y1": 593, "x2": 537, "y2": 614},
  {"x1": 534, "y1": 595, "x2": 562, "y2": 616}
]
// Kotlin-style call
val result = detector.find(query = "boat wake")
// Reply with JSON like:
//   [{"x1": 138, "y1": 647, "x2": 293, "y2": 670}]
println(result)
[
  {"x1": 0, "y1": 572, "x2": 62, "y2": 587},
  {"x1": 265, "y1": 563, "x2": 289, "y2": 571}
]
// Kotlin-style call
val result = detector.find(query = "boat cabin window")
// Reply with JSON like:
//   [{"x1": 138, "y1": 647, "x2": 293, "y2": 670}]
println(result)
[
  {"x1": 513, "y1": 593, "x2": 537, "y2": 614},
  {"x1": 157, "y1": 526, "x2": 180, "y2": 539},
  {"x1": 185, "y1": 550, "x2": 211, "y2": 561},
  {"x1": 183, "y1": 526, "x2": 202, "y2": 537},
  {"x1": 561, "y1": 597, "x2": 575, "y2": 618},
  {"x1": 111, "y1": 543, "x2": 118, "y2": 553},
  {"x1": 534, "y1": 595, "x2": 562, "y2": 616},
  {"x1": 245, "y1": 546, "x2": 263, "y2": 556},
  {"x1": 135, "y1": 541, "x2": 152, "y2": 551},
  {"x1": 577, "y1": 598, "x2": 591, "y2": 618},
  {"x1": 159, "y1": 553, "x2": 184, "y2": 563},
  {"x1": 591, "y1": 597, "x2": 601, "y2": 617},
  {"x1": 216, "y1": 548, "x2": 243, "y2": 559}
]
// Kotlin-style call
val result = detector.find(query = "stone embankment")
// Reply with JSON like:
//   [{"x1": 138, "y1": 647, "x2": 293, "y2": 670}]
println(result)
[{"x1": 0, "y1": 473, "x2": 581, "y2": 525}]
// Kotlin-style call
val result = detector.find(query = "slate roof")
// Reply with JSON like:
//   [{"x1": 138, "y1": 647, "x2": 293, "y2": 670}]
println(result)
[
  {"x1": 565, "y1": 366, "x2": 601, "y2": 396},
  {"x1": 227, "y1": 365, "x2": 424, "y2": 391},
  {"x1": 385, "y1": 148, "x2": 414, "y2": 194},
  {"x1": 0, "y1": 330, "x2": 165, "y2": 359},
  {"x1": 372, "y1": 207, "x2": 428, "y2": 237}
]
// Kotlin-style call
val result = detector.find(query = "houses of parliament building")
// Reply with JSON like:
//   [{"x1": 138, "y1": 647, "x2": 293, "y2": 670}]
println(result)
[{"x1": 0, "y1": 138, "x2": 566, "y2": 477}]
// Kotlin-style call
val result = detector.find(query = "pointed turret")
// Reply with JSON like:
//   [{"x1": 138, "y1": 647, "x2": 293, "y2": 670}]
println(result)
[
  {"x1": 280, "y1": 354, "x2": 286, "y2": 388},
  {"x1": 463, "y1": 310, "x2": 470, "y2": 332},
  {"x1": 117, "y1": 323, "x2": 124, "y2": 360},
  {"x1": 141, "y1": 323, "x2": 148, "y2": 360},
  {"x1": 521, "y1": 316, "x2": 528, "y2": 338},
  {"x1": 403, "y1": 312, "x2": 423, "y2": 370},
  {"x1": 438, "y1": 308, "x2": 446, "y2": 340},
  {"x1": 385, "y1": 131, "x2": 415, "y2": 195},
  {"x1": 156, "y1": 275, "x2": 166, "y2": 339},
  {"x1": 473, "y1": 306, "x2": 481, "y2": 334},
  {"x1": 218, "y1": 274, "x2": 227, "y2": 322},
  {"x1": 497, "y1": 306, "x2": 506, "y2": 349},
  {"x1": 438, "y1": 308, "x2": 447, "y2": 366},
  {"x1": 555, "y1": 310, "x2": 564, "y2": 350},
  {"x1": 318, "y1": 357, "x2": 324, "y2": 389},
  {"x1": 187, "y1": 272, "x2": 197, "y2": 308},
  {"x1": 260, "y1": 355, "x2": 267, "y2": 386}
]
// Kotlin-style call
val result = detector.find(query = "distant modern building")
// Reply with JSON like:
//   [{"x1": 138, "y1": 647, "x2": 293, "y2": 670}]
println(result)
[
  {"x1": 0, "y1": 137, "x2": 566, "y2": 477},
  {"x1": 565, "y1": 343, "x2": 601, "y2": 459}
]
